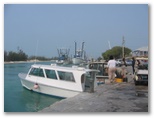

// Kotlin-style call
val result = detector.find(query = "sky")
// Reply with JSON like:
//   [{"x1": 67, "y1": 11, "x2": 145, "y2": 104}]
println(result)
[{"x1": 4, "y1": 4, "x2": 148, "y2": 58}]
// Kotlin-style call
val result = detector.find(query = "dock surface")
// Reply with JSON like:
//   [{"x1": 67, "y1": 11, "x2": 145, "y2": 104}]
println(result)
[{"x1": 39, "y1": 67, "x2": 148, "y2": 112}]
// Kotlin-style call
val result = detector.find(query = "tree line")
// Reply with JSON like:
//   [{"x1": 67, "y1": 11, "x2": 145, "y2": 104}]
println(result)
[
  {"x1": 4, "y1": 49, "x2": 28, "y2": 61},
  {"x1": 4, "y1": 46, "x2": 132, "y2": 62},
  {"x1": 4, "y1": 48, "x2": 58, "y2": 62}
]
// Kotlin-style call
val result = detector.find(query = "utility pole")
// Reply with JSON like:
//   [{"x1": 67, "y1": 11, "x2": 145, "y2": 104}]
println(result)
[
  {"x1": 122, "y1": 36, "x2": 125, "y2": 58},
  {"x1": 108, "y1": 40, "x2": 111, "y2": 49}
]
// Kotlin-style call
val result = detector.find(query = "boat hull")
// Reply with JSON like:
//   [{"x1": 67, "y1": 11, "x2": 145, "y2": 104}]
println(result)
[
  {"x1": 20, "y1": 77, "x2": 80, "y2": 98},
  {"x1": 72, "y1": 58, "x2": 84, "y2": 65}
]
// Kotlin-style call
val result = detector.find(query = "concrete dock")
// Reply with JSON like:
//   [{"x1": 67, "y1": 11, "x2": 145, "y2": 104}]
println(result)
[{"x1": 39, "y1": 67, "x2": 148, "y2": 112}]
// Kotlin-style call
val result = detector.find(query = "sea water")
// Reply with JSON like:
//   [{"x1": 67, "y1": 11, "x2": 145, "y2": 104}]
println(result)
[{"x1": 4, "y1": 61, "x2": 63, "y2": 112}]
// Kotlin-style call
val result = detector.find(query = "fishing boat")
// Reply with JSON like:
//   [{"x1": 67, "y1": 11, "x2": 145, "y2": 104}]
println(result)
[
  {"x1": 72, "y1": 56, "x2": 85, "y2": 65},
  {"x1": 72, "y1": 42, "x2": 86, "y2": 65},
  {"x1": 18, "y1": 64, "x2": 99, "y2": 98},
  {"x1": 56, "y1": 48, "x2": 71, "y2": 65}
]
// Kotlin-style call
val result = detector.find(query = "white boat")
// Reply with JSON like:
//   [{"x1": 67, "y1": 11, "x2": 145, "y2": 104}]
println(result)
[
  {"x1": 56, "y1": 48, "x2": 70, "y2": 65},
  {"x1": 18, "y1": 64, "x2": 99, "y2": 98},
  {"x1": 72, "y1": 42, "x2": 86, "y2": 65},
  {"x1": 72, "y1": 57, "x2": 84, "y2": 65}
]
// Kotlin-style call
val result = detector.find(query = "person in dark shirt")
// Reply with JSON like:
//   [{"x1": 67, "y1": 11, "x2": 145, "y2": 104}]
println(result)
[{"x1": 132, "y1": 57, "x2": 135, "y2": 74}]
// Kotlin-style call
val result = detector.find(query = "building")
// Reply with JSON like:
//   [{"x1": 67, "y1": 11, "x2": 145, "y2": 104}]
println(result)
[{"x1": 132, "y1": 46, "x2": 148, "y2": 57}]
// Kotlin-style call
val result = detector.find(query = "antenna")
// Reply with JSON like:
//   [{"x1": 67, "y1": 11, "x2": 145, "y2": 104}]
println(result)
[
  {"x1": 81, "y1": 42, "x2": 85, "y2": 57},
  {"x1": 108, "y1": 40, "x2": 111, "y2": 49},
  {"x1": 34, "y1": 40, "x2": 39, "y2": 64}
]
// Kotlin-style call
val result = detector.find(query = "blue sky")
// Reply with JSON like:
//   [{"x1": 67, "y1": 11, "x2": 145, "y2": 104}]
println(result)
[{"x1": 4, "y1": 4, "x2": 148, "y2": 58}]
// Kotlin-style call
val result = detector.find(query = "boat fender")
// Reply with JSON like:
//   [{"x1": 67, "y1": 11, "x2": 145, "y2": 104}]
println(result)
[{"x1": 34, "y1": 83, "x2": 39, "y2": 89}]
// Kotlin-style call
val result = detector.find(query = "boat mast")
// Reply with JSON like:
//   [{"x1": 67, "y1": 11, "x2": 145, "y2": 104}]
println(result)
[
  {"x1": 57, "y1": 49, "x2": 60, "y2": 59},
  {"x1": 74, "y1": 41, "x2": 77, "y2": 57},
  {"x1": 81, "y1": 42, "x2": 85, "y2": 58}
]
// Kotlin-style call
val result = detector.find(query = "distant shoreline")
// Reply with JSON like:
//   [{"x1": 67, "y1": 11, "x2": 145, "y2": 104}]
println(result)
[{"x1": 4, "y1": 60, "x2": 56, "y2": 64}]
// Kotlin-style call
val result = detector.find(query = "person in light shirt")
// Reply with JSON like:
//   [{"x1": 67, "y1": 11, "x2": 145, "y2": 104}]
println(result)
[{"x1": 107, "y1": 55, "x2": 117, "y2": 83}]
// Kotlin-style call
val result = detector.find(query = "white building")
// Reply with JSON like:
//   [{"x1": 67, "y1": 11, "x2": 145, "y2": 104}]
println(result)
[{"x1": 132, "y1": 46, "x2": 148, "y2": 57}]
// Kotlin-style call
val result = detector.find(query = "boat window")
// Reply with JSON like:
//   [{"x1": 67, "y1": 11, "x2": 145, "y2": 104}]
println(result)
[
  {"x1": 29, "y1": 68, "x2": 45, "y2": 77},
  {"x1": 57, "y1": 71, "x2": 75, "y2": 82},
  {"x1": 45, "y1": 69, "x2": 57, "y2": 80}
]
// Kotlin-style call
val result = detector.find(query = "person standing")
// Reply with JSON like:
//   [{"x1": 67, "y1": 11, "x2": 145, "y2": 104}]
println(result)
[
  {"x1": 132, "y1": 57, "x2": 135, "y2": 74},
  {"x1": 134, "y1": 59, "x2": 140, "y2": 74},
  {"x1": 107, "y1": 55, "x2": 117, "y2": 83},
  {"x1": 121, "y1": 58, "x2": 127, "y2": 67}
]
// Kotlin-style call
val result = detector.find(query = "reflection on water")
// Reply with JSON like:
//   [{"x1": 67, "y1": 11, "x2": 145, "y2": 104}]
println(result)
[{"x1": 4, "y1": 62, "x2": 63, "y2": 112}]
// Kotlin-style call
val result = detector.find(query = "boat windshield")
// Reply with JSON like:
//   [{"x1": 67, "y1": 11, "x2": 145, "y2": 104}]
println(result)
[
  {"x1": 57, "y1": 71, "x2": 75, "y2": 82},
  {"x1": 29, "y1": 68, "x2": 45, "y2": 77}
]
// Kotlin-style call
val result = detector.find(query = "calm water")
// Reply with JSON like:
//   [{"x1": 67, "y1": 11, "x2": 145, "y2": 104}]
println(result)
[{"x1": 4, "y1": 61, "x2": 63, "y2": 112}]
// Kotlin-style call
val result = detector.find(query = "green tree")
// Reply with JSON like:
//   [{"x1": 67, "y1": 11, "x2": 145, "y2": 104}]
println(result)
[
  {"x1": 17, "y1": 49, "x2": 28, "y2": 61},
  {"x1": 28, "y1": 56, "x2": 51, "y2": 61},
  {"x1": 102, "y1": 46, "x2": 132, "y2": 60},
  {"x1": 4, "y1": 50, "x2": 8, "y2": 61},
  {"x1": 4, "y1": 48, "x2": 28, "y2": 61},
  {"x1": 7, "y1": 51, "x2": 18, "y2": 61}
]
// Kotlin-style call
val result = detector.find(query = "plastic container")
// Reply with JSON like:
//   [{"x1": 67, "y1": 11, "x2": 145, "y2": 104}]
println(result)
[{"x1": 115, "y1": 78, "x2": 123, "y2": 83}]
